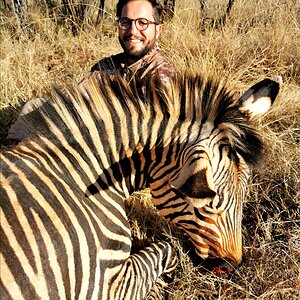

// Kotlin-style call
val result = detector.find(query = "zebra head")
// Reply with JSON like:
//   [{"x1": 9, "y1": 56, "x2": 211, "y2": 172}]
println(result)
[
  {"x1": 150, "y1": 75, "x2": 281, "y2": 265},
  {"x1": 62, "y1": 72, "x2": 280, "y2": 267}
]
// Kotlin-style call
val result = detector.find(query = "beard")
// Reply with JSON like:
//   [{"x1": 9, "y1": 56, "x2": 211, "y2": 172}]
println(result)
[{"x1": 119, "y1": 35, "x2": 156, "y2": 62}]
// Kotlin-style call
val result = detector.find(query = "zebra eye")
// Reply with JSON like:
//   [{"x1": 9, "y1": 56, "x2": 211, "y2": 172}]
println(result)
[
  {"x1": 227, "y1": 147, "x2": 239, "y2": 162},
  {"x1": 220, "y1": 144, "x2": 238, "y2": 161},
  {"x1": 220, "y1": 144, "x2": 231, "y2": 151}
]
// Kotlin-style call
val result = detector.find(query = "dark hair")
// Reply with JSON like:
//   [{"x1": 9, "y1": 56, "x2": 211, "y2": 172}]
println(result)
[{"x1": 116, "y1": 0, "x2": 163, "y2": 24}]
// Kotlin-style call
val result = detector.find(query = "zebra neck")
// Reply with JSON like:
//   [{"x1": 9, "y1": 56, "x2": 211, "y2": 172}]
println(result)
[
  {"x1": 85, "y1": 151, "x2": 150, "y2": 199},
  {"x1": 85, "y1": 141, "x2": 178, "y2": 201}
]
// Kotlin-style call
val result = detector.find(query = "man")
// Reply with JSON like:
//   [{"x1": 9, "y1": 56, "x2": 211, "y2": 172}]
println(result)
[{"x1": 7, "y1": 0, "x2": 174, "y2": 143}]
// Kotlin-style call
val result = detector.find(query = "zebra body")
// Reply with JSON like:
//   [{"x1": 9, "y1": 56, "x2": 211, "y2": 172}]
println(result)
[{"x1": 0, "y1": 73, "x2": 280, "y2": 299}]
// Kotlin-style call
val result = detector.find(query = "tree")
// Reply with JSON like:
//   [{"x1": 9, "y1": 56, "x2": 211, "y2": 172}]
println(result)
[
  {"x1": 163, "y1": 0, "x2": 175, "y2": 21},
  {"x1": 96, "y1": 0, "x2": 105, "y2": 25}
]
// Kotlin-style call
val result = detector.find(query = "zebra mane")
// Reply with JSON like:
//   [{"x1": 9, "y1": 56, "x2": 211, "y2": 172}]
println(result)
[
  {"x1": 22, "y1": 71, "x2": 263, "y2": 166},
  {"x1": 172, "y1": 73, "x2": 264, "y2": 166}
]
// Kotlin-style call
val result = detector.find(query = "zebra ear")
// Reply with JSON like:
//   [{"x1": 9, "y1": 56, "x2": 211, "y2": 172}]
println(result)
[
  {"x1": 170, "y1": 169, "x2": 216, "y2": 208},
  {"x1": 238, "y1": 76, "x2": 282, "y2": 118}
]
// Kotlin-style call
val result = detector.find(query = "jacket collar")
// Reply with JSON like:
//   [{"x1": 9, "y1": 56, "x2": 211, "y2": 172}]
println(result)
[{"x1": 121, "y1": 44, "x2": 160, "y2": 73}]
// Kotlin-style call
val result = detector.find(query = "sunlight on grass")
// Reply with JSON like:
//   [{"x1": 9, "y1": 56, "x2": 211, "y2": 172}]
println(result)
[{"x1": 0, "y1": 1, "x2": 299, "y2": 298}]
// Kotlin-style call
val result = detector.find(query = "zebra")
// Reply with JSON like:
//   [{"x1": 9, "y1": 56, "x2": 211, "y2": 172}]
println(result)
[{"x1": 0, "y1": 71, "x2": 280, "y2": 299}]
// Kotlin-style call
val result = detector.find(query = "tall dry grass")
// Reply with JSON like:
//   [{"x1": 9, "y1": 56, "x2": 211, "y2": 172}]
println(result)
[{"x1": 0, "y1": 0, "x2": 299, "y2": 299}]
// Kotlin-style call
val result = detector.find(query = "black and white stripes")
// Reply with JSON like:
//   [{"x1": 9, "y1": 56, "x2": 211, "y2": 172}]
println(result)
[{"x1": 0, "y1": 72, "x2": 280, "y2": 299}]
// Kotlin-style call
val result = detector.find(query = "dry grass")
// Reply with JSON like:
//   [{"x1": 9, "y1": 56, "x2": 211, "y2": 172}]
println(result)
[{"x1": 1, "y1": 0, "x2": 299, "y2": 299}]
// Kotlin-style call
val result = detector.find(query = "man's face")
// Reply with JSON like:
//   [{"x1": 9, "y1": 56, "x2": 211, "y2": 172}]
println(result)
[{"x1": 118, "y1": 0, "x2": 162, "y2": 60}]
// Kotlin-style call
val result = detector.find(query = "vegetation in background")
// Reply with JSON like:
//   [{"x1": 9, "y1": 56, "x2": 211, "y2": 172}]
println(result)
[{"x1": 1, "y1": 0, "x2": 299, "y2": 298}]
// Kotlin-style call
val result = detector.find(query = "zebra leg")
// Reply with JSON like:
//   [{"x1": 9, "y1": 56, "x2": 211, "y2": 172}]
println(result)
[
  {"x1": 111, "y1": 241, "x2": 177, "y2": 300},
  {"x1": 146, "y1": 252, "x2": 177, "y2": 300},
  {"x1": 146, "y1": 278, "x2": 168, "y2": 300}
]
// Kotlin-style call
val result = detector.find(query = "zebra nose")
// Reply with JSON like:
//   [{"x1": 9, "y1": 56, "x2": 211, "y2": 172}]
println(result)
[
  {"x1": 220, "y1": 243, "x2": 243, "y2": 266},
  {"x1": 211, "y1": 261, "x2": 236, "y2": 276},
  {"x1": 226, "y1": 252, "x2": 242, "y2": 266},
  {"x1": 203, "y1": 257, "x2": 240, "y2": 274},
  {"x1": 209, "y1": 258, "x2": 241, "y2": 275}
]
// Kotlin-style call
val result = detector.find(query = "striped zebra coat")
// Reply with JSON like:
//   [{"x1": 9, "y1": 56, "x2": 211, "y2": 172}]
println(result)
[{"x1": 0, "y1": 72, "x2": 280, "y2": 299}]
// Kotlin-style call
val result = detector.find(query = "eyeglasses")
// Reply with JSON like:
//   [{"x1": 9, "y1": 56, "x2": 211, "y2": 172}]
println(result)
[{"x1": 118, "y1": 17, "x2": 158, "y2": 31}]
